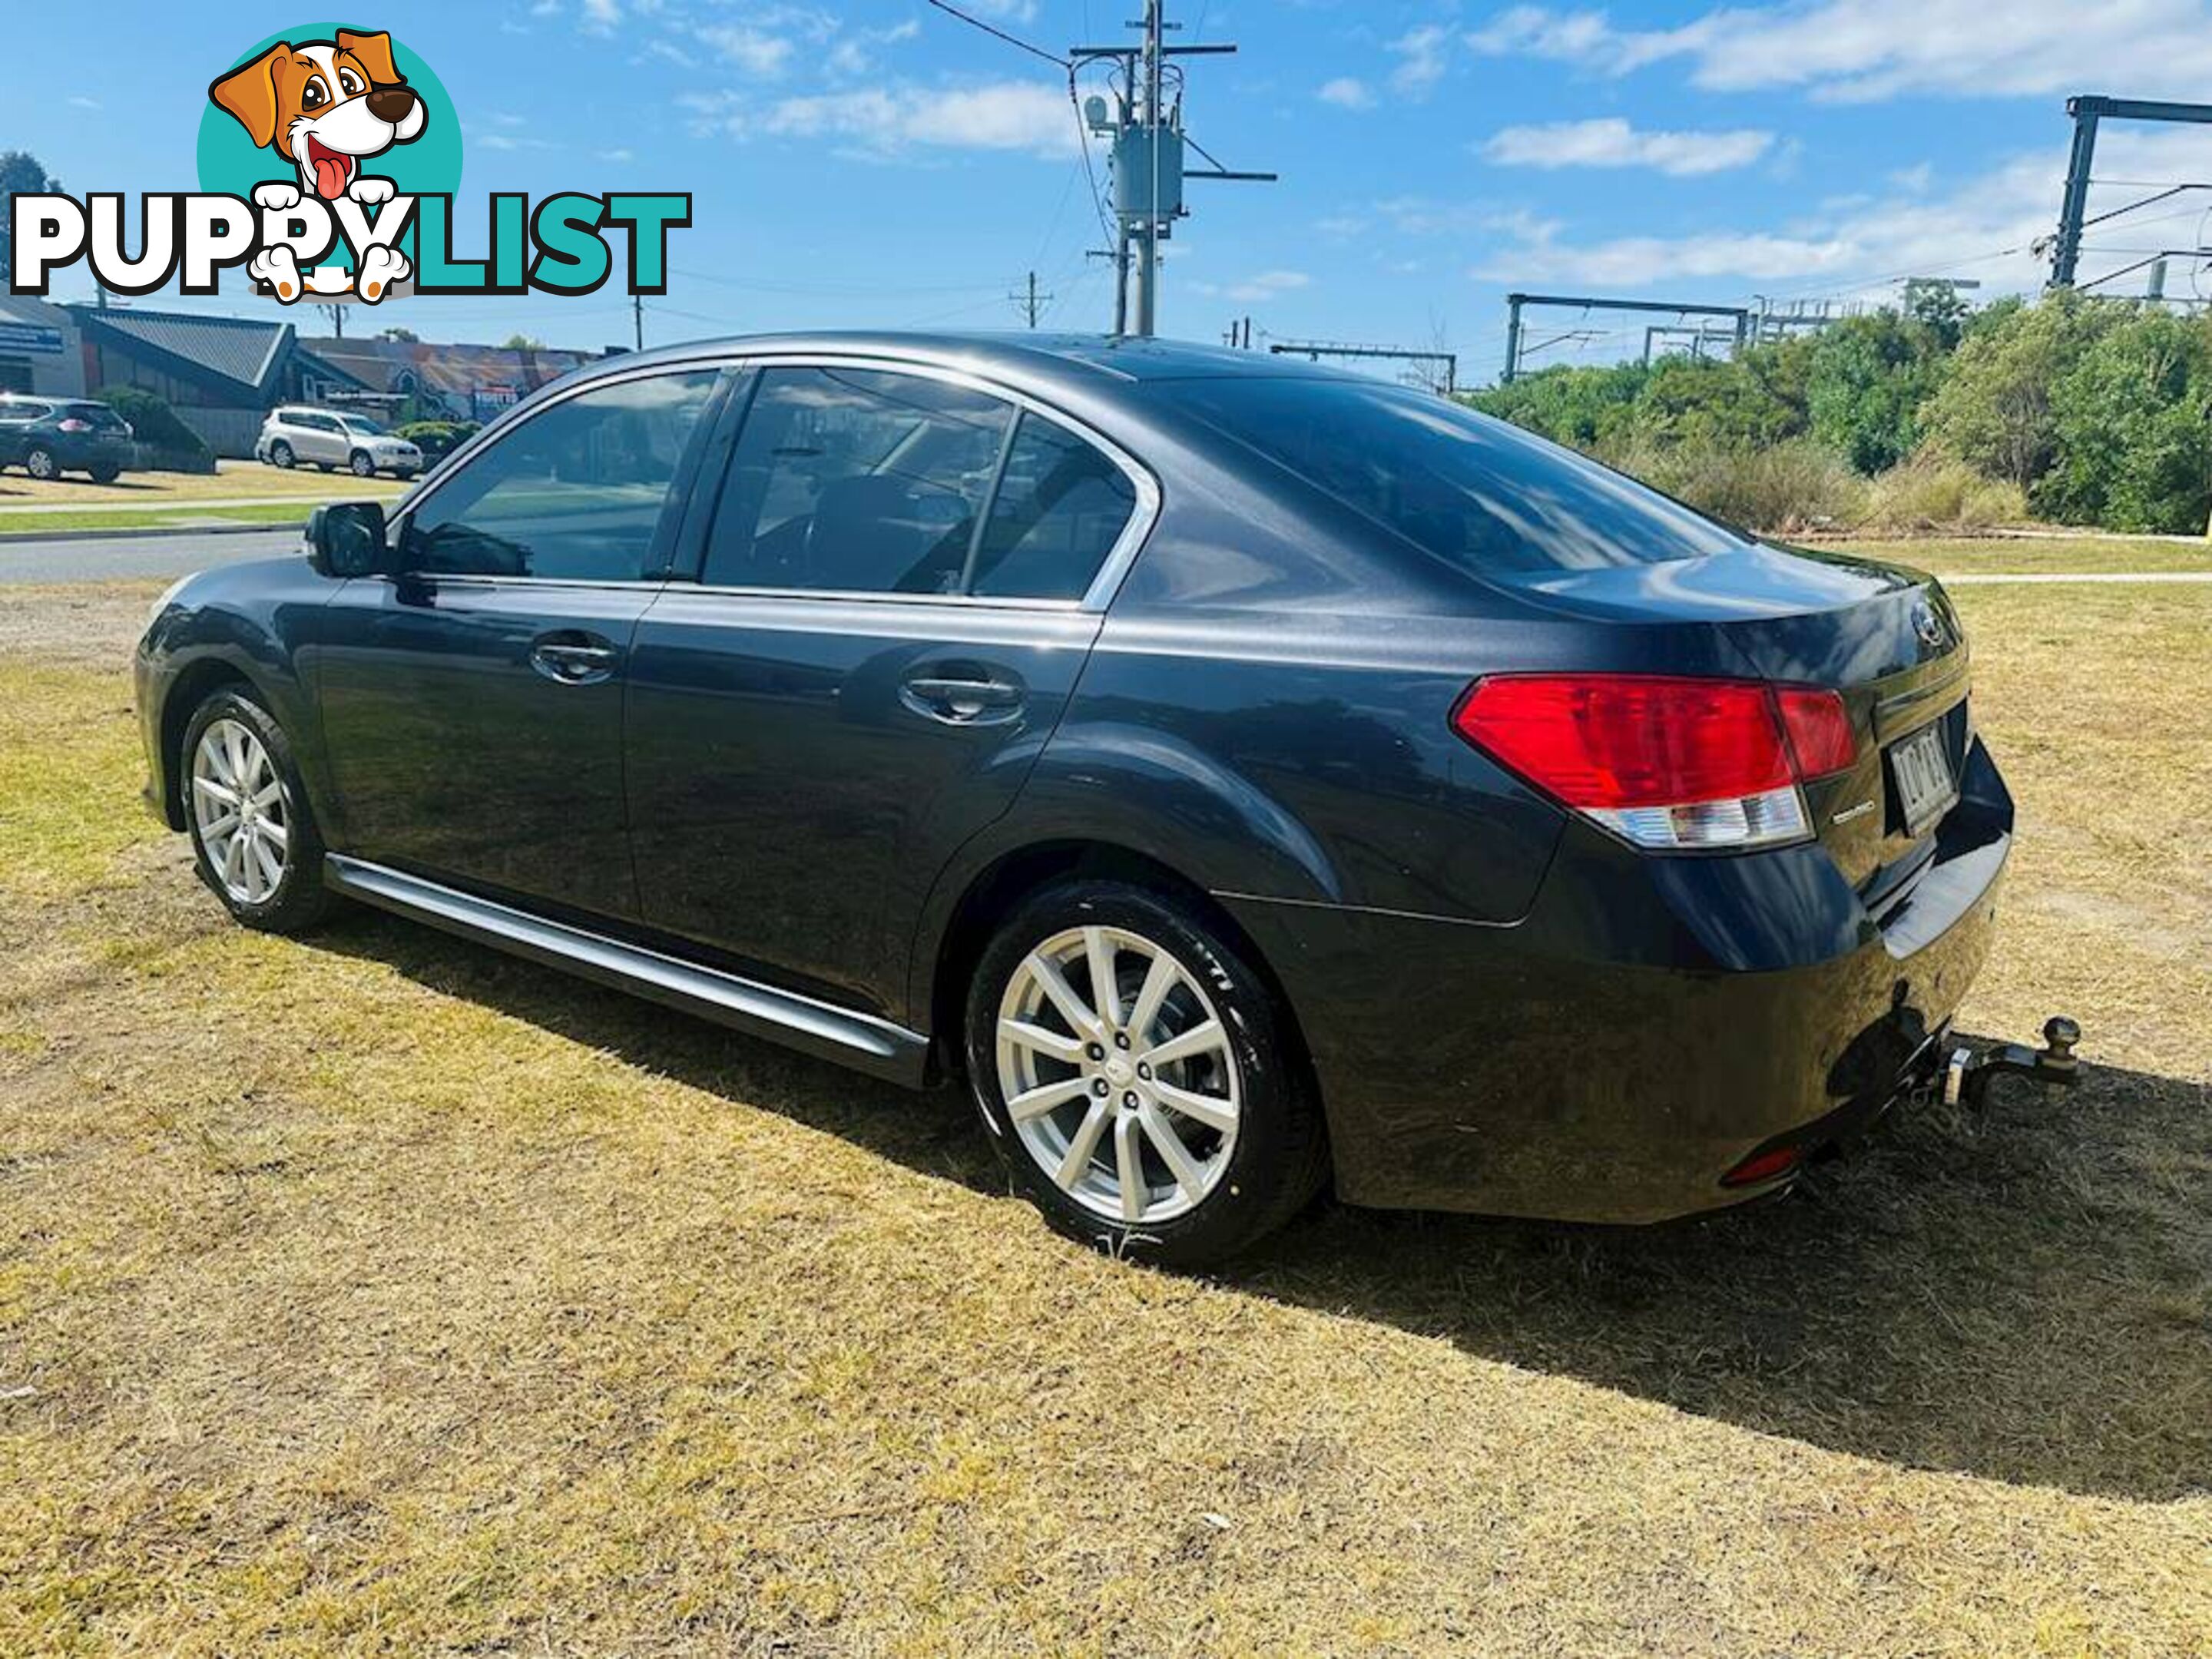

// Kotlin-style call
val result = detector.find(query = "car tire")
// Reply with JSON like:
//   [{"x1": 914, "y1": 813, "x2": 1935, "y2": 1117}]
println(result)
[
  {"x1": 180, "y1": 687, "x2": 331, "y2": 935},
  {"x1": 965, "y1": 879, "x2": 1328, "y2": 1268},
  {"x1": 268, "y1": 440, "x2": 294, "y2": 469},
  {"x1": 90, "y1": 463, "x2": 120, "y2": 484},
  {"x1": 24, "y1": 445, "x2": 58, "y2": 481},
  {"x1": 349, "y1": 450, "x2": 376, "y2": 478}
]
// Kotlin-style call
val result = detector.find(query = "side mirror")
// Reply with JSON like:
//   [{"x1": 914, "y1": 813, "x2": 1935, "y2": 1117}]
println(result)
[{"x1": 305, "y1": 501, "x2": 389, "y2": 579}]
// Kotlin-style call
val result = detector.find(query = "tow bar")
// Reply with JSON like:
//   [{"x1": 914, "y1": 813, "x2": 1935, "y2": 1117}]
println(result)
[{"x1": 1943, "y1": 1015, "x2": 2083, "y2": 1108}]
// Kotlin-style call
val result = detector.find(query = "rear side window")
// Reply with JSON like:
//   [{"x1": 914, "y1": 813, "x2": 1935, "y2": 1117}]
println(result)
[
  {"x1": 61, "y1": 403, "x2": 127, "y2": 431},
  {"x1": 1163, "y1": 377, "x2": 1750, "y2": 574},
  {"x1": 402, "y1": 369, "x2": 720, "y2": 581},
  {"x1": 970, "y1": 413, "x2": 1138, "y2": 601},
  {"x1": 703, "y1": 366, "x2": 1014, "y2": 594}
]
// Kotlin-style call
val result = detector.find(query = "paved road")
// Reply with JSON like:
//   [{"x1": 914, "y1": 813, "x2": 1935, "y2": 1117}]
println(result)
[{"x1": 0, "y1": 528, "x2": 300, "y2": 584}]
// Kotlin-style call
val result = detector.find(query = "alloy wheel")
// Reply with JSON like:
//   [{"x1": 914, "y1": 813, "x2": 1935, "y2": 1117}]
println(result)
[
  {"x1": 190, "y1": 717, "x2": 291, "y2": 905},
  {"x1": 996, "y1": 925, "x2": 1242, "y2": 1226},
  {"x1": 25, "y1": 447, "x2": 56, "y2": 481}
]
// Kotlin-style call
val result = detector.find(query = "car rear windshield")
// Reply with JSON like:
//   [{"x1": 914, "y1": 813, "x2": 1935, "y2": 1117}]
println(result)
[{"x1": 1161, "y1": 376, "x2": 1751, "y2": 574}]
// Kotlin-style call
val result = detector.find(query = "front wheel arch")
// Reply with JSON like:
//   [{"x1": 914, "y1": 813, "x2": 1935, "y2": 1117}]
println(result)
[{"x1": 158, "y1": 660, "x2": 260, "y2": 829}]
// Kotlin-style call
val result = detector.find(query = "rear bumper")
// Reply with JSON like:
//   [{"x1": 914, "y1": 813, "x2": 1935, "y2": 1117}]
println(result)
[{"x1": 1227, "y1": 736, "x2": 2012, "y2": 1222}]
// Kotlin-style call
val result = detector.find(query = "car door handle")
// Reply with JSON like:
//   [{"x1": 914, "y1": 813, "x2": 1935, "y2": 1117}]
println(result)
[
  {"x1": 899, "y1": 671, "x2": 1026, "y2": 724},
  {"x1": 530, "y1": 633, "x2": 620, "y2": 685}
]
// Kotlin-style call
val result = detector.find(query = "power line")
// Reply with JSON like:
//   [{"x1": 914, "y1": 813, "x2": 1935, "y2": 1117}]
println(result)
[{"x1": 919, "y1": 0, "x2": 1068, "y2": 68}]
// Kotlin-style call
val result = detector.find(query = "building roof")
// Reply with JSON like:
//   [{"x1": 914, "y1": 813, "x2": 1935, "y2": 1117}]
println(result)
[
  {"x1": 0, "y1": 295, "x2": 78, "y2": 333},
  {"x1": 296, "y1": 337, "x2": 602, "y2": 401},
  {"x1": 68, "y1": 306, "x2": 293, "y2": 396}
]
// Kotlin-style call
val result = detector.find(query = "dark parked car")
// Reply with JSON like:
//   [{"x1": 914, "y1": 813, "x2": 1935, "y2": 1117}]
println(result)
[
  {"x1": 0, "y1": 395, "x2": 133, "y2": 482},
  {"x1": 134, "y1": 334, "x2": 2010, "y2": 1264}
]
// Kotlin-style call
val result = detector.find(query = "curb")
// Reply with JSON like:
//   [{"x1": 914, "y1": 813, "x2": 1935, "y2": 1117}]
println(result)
[{"x1": 0, "y1": 522, "x2": 303, "y2": 545}]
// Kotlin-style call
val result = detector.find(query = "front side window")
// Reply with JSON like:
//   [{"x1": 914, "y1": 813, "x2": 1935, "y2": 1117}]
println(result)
[
  {"x1": 340, "y1": 414, "x2": 387, "y2": 436},
  {"x1": 403, "y1": 369, "x2": 720, "y2": 581},
  {"x1": 701, "y1": 366, "x2": 1014, "y2": 594}
]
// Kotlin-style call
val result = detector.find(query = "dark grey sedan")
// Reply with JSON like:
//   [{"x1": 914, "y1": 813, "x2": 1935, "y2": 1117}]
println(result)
[{"x1": 134, "y1": 333, "x2": 2011, "y2": 1264}]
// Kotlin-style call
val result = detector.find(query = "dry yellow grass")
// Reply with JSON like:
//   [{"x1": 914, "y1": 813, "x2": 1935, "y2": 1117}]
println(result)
[
  {"x1": 1826, "y1": 534, "x2": 2212, "y2": 579},
  {"x1": 0, "y1": 460, "x2": 404, "y2": 508},
  {"x1": 0, "y1": 580, "x2": 2207, "y2": 1656}
]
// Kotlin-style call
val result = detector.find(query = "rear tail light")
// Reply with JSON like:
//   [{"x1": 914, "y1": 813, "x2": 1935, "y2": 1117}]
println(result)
[
  {"x1": 1721, "y1": 1143, "x2": 1803, "y2": 1187},
  {"x1": 1451, "y1": 674, "x2": 1858, "y2": 852}
]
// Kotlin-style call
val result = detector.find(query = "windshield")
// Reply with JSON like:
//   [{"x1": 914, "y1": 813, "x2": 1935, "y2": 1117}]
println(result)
[
  {"x1": 339, "y1": 414, "x2": 388, "y2": 436},
  {"x1": 1161, "y1": 376, "x2": 1752, "y2": 575}
]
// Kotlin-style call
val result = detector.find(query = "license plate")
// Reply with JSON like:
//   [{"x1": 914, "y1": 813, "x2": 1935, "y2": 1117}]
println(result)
[{"x1": 1889, "y1": 723, "x2": 1957, "y2": 836}]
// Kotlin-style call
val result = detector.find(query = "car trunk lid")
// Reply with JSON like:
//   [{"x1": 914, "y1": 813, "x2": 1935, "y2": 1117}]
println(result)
[{"x1": 1492, "y1": 542, "x2": 1971, "y2": 889}]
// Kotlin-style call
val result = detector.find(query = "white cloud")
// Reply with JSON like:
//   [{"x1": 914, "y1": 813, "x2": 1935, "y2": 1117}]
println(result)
[
  {"x1": 1194, "y1": 270, "x2": 1313, "y2": 303},
  {"x1": 1318, "y1": 77, "x2": 1376, "y2": 111},
  {"x1": 1464, "y1": 0, "x2": 2212, "y2": 104},
  {"x1": 1389, "y1": 24, "x2": 1452, "y2": 95},
  {"x1": 1481, "y1": 117, "x2": 1772, "y2": 175},
  {"x1": 689, "y1": 81, "x2": 1078, "y2": 158},
  {"x1": 581, "y1": 0, "x2": 621, "y2": 34},
  {"x1": 1470, "y1": 124, "x2": 2212, "y2": 296},
  {"x1": 829, "y1": 20, "x2": 920, "y2": 77},
  {"x1": 696, "y1": 22, "x2": 796, "y2": 76}
]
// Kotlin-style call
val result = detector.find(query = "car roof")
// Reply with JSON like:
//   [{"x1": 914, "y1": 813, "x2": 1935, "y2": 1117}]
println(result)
[{"x1": 551, "y1": 330, "x2": 1370, "y2": 407}]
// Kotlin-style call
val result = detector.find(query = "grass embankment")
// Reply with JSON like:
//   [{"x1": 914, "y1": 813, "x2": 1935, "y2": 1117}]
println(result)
[{"x1": 0, "y1": 579, "x2": 2205, "y2": 1654}]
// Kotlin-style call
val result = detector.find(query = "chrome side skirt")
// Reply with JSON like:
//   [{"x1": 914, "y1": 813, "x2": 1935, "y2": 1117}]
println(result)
[{"x1": 322, "y1": 855, "x2": 930, "y2": 1086}]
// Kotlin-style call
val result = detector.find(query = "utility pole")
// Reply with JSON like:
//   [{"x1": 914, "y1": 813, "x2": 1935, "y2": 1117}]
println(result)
[
  {"x1": 1267, "y1": 339, "x2": 1458, "y2": 395},
  {"x1": 2048, "y1": 94, "x2": 2212, "y2": 288},
  {"x1": 634, "y1": 293, "x2": 644, "y2": 353},
  {"x1": 1502, "y1": 292, "x2": 1752, "y2": 381},
  {"x1": 1072, "y1": 2, "x2": 1274, "y2": 338},
  {"x1": 1011, "y1": 270, "x2": 1052, "y2": 327}
]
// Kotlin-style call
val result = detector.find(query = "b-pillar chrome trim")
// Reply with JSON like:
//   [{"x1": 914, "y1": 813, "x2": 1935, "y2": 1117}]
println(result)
[{"x1": 322, "y1": 855, "x2": 930, "y2": 1085}]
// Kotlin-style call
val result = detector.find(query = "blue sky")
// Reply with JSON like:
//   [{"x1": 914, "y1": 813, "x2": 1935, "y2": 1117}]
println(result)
[{"x1": 11, "y1": 1, "x2": 2212, "y2": 384}]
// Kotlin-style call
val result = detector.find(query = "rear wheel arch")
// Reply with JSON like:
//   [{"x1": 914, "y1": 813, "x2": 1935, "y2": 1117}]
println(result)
[{"x1": 923, "y1": 839, "x2": 1316, "y2": 1094}]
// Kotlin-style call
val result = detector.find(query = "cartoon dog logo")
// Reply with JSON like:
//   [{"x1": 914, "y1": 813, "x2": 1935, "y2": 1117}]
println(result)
[{"x1": 208, "y1": 29, "x2": 423, "y2": 303}]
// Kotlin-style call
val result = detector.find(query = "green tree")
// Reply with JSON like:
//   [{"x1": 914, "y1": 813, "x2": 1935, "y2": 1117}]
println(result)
[
  {"x1": 1462, "y1": 361, "x2": 1648, "y2": 448},
  {"x1": 1806, "y1": 311, "x2": 1947, "y2": 474},
  {"x1": 1923, "y1": 291, "x2": 2107, "y2": 488},
  {"x1": 502, "y1": 333, "x2": 545, "y2": 350},
  {"x1": 1902, "y1": 278, "x2": 1972, "y2": 351},
  {"x1": 2033, "y1": 305, "x2": 2212, "y2": 531},
  {"x1": 0, "y1": 151, "x2": 63, "y2": 277}
]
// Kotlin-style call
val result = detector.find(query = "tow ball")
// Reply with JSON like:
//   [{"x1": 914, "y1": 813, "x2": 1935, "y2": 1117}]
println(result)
[{"x1": 1943, "y1": 1016, "x2": 2083, "y2": 1108}]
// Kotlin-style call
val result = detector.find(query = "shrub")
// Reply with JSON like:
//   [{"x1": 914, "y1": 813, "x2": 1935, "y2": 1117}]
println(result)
[
  {"x1": 1855, "y1": 451, "x2": 2028, "y2": 532},
  {"x1": 391, "y1": 419, "x2": 481, "y2": 461},
  {"x1": 92, "y1": 386, "x2": 211, "y2": 469},
  {"x1": 1602, "y1": 436, "x2": 1864, "y2": 534}
]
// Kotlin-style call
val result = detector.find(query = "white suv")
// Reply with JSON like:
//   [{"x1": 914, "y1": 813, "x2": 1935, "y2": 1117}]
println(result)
[{"x1": 257, "y1": 407, "x2": 422, "y2": 479}]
